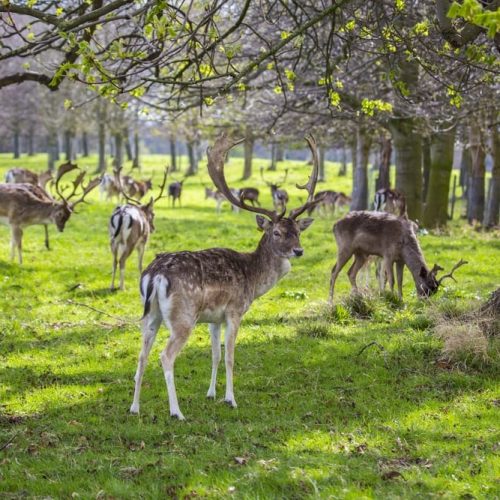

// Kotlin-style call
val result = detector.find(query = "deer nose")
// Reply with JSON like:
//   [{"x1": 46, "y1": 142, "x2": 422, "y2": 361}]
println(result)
[{"x1": 293, "y1": 248, "x2": 304, "y2": 257}]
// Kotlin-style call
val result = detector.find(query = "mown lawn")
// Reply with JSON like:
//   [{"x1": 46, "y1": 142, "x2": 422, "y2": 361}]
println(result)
[{"x1": 0, "y1": 153, "x2": 499, "y2": 498}]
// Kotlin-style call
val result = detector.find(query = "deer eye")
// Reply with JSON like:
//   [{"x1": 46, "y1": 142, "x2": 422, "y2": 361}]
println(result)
[{"x1": 273, "y1": 230, "x2": 281, "y2": 237}]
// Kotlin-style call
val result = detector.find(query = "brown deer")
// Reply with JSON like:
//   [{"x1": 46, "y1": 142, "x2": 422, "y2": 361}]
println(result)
[
  {"x1": 168, "y1": 178, "x2": 185, "y2": 207},
  {"x1": 261, "y1": 167, "x2": 289, "y2": 212},
  {"x1": 5, "y1": 168, "x2": 53, "y2": 190},
  {"x1": 124, "y1": 176, "x2": 153, "y2": 200},
  {"x1": 109, "y1": 168, "x2": 168, "y2": 291},
  {"x1": 0, "y1": 162, "x2": 100, "y2": 264},
  {"x1": 129, "y1": 133, "x2": 322, "y2": 420},
  {"x1": 328, "y1": 211, "x2": 466, "y2": 301},
  {"x1": 239, "y1": 187, "x2": 260, "y2": 206},
  {"x1": 374, "y1": 188, "x2": 406, "y2": 216}
]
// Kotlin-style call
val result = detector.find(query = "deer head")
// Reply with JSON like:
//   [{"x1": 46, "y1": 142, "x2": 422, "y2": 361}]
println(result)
[{"x1": 418, "y1": 260, "x2": 468, "y2": 297}]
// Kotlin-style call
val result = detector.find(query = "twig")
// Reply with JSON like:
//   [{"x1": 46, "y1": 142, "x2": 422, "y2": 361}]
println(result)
[
  {"x1": 356, "y1": 341, "x2": 388, "y2": 367},
  {"x1": 61, "y1": 299, "x2": 140, "y2": 325},
  {"x1": 0, "y1": 432, "x2": 18, "y2": 452}
]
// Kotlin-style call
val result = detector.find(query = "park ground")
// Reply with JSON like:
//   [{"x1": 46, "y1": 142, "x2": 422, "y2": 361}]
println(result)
[{"x1": 0, "y1": 154, "x2": 499, "y2": 498}]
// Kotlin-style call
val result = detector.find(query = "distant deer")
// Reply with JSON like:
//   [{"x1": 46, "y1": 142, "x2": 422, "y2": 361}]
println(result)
[
  {"x1": 328, "y1": 211, "x2": 466, "y2": 301},
  {"x1": 239, "y1": 187, "x2": 260, "y2": 206},
  {"x1": 109, "y1": 168, "x2": 168, "y2": 291},
  {"x1": 168, "y1": 178, "x2": 185, "y2": 207},
  {"x1": 374, "y1": 188, "x2": 406, "y2": 217},
  {"x1": 124, "y1": 176, "x2": 153, "y2": 200},
  {"x1": 5, "y1": 167, "x2": 54, "y2": 249},
  {"x1": 129, "y1": 133, "x2": 323, "y2": 420},
  {"x1": 99, "y1": 173, "x2": 121, "y2": 201},
  {"x1": 0, "y1": 162, "x2": 100, "y2": 264},
  {"x1": 204, "y1": 187, "x2": 240, "y2": 214},
  {"x1": 307, "y1": 190, "x2": 352, "y2": 216},
  {"x1": 261, "y1": 167, "x2": 289, "y2": 212},
  {"x1": 5, "y1": 168, "x2": 53, "y2": 190}
]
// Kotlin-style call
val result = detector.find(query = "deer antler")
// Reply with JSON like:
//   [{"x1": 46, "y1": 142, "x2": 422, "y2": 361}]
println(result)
[
  {"x1": 289, "y1": 134, "x2": 323, "y2": 219},
  {"x1": 114, "y1": 166, "x2": 141, "y2": 206},
  {"x1": 54, "y1": 162, "x2": 79, "y2": 204},
  {"x1": 207, "y1": 133, "x2": 282, "y2": 222},
  {"x1": 71, "y1": 176, "x2": 101, "y2": 207},
  {"x1": 154, "y1": 167, "x2": 169, "y2": 203},
  {"x1": 437, "y1": 259, "x2": 468, "y2": 285}
]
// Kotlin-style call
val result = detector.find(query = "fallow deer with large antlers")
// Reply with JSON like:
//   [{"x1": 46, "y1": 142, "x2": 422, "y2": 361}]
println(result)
[
  {"x1": 328, "y1": 211, "x2": 467, "y2": 301},
  {"x1": 109, "y1": 168, "x2": 168, "y2": 291},
  {"x1": 0, "y1": 162, "x2": 100, "y2": 264},
  {"x1": 129, "y1": 133, "x2": 322, "y2": 420}
]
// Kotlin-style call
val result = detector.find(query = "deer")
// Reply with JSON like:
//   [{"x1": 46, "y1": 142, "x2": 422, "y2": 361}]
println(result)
[
  {"x1": 239, "y1": 187, "x2": 260, "y2": 206},
  {"x1": 5, "y1": 167, "x2": 54, "y2": 249},
  {"x1": 5, "y1": 168, "x2": 53, "y2": 191},
  {"x1": 204, "y1": 187, "x2": 240, "y2": 214},
  {"x1": 99, "y1": 173, "x2": 121, "y2": 201},
  {"x1": 0, "y1": 162, "x2": 100, "y2": 264},
  {"x1": 124, "y1": 176, "x2": 153, "y2": 200},
  {"x1": 374, "y1": 188, "x2": 406, "y2": 217},
  {"x1": 328, "y1": 211, "x2": 467, "y2": 302},
  {"x1": 168, "y1": 177, "x2": 185, "y2": 207},
  {"x1": 129, "y1": 133, "x2": 323, "y2": 420},
  {"x1": 109, "y1": 168, "x2": 168, "y2": 291},
  {"x1": 261, "y1": 167, "x2": 289, "y2": 212}
]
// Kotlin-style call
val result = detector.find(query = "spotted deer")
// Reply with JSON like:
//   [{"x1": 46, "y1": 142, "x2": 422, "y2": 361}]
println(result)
[
  {"x1": 204, "y1": 187, "x2": 240, "y2": 214},
  {"x1": 328, "y1": 211, "x2": 466, "y2": 301},
  {"x1": 129, "y1": 133, "x2": 323, "y2": 420},
  {"x1": 261, "y1": 167, "x2": 289, "y2": 212},
  {"x1": 0, "y1": 163, "x2": 100, "y2": 263},
  {"x1": 109, "y1": 168, "x2": 168, "y2": 291},
  {"x1": 374, "y1": 188, "x2": 406, "y2": 217}
]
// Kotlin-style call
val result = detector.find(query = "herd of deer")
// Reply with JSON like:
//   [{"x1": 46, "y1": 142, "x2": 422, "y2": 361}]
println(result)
[{"x1": 0, "y1": 134, "x2": 466, "y2": 420}]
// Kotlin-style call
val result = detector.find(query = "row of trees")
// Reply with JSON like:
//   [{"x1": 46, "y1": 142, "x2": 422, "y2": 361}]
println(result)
[{"x1": 0, "y1": 0, "x2": 498, "y2": 227}]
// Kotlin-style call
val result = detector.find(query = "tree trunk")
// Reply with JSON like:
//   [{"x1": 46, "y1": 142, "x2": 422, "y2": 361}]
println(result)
[
  {"x1": 132, "y1": 131, "x2": 140, "y2": 170},
  {"x1": 82, "y1": 132, "x2": 89, "y2": 157},
  {"x1": 242, "y1": 125, "x2": 254, "y2": 180},
  {"x1": 350, "y1": 125, "x2": 372, "y2": 211},
  {"x1": 339, "y1": 147, "x2": 347, "y2": 176},
  {"x1": 484, "y1": 126, "x2": 500, "y2": 228},
  {"x1": 114, "y1": 133, "x2": 124, "y2": 169},
  {"x1": 423, "y1": 128, "x2": 455, "y2": 228},
  {"x1": 376, "y1": 137, "x2": 392, "y2": 191},
  {"x1": 124, "y1": 130, "x2": 133, "y2": 162},
  {"x1": 269, "y1": 143, "x2": 277, "y2": 171},
  {"x1": 55, "y1": 135, "x2": 60, "y2": 161},
  {"x1": 13, "y1": 130, "x2": 20, "y2": 159},
  {"x1": 467, "y1": 122, "x2": 486, "y2": 224},
  {"x1": 186, "y1": 141, "x2": 198, "y2": 175},
  {"x1": 318, "y1": 145, "x2": 326, "y2": 182},
  {"x1": 389, "y1": 119, "x2": 423, "y2": 221},
  {"x1": 47, "y1": 132, "x2": 58, "y2": 171},
  {"x1": 170, "y1": 135, "x2": 177, "y2": 172},
  {"x1": 97, "y1": 122, "x2": 106, "y2": 173},
  {"x1": 422, "y1": 136, "x2": 431, "y2": 202},
  {"x1": 27, "y1": 127, "x2": 35, "y2": 156},
  {"x1": 64, "y1": 130, "x2": 73, "y2": 161},
  {"x1": 276, "y1": 144, "x2": 285, "y2": 162}
]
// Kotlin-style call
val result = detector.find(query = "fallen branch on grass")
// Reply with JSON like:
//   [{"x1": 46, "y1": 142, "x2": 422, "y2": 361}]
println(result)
[
  {"x1": 0, "y1": 432, "x2": 18, "y2": 452},
  {"x1": 356, "y1": 341, "x2": 388, "y2": 367},
  {"x1": 60, "y1": 299, "x2": 140, "y2": 326}
]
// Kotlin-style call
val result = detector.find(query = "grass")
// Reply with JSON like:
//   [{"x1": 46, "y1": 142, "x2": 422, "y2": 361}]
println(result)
[{"x1": 0, "y1": 153, "x2": 499, "y2": 498}]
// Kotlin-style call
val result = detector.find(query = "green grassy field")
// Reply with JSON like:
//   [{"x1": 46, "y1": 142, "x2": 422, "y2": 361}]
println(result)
[{"x1": 0, "y1": 153, "x2": 499, "y2": 498}]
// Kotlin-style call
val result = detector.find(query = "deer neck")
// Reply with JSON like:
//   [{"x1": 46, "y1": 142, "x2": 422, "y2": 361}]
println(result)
[
  {"x1": 248, "y1": 232, "x2": 291, "y2": 299},
  {"x1": 402, "y1": 237, "x2": 428, "y2": 285}
]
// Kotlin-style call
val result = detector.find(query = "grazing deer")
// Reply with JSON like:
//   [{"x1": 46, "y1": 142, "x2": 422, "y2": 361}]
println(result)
[
  {"x1": 328, "y1": 211, "x2": 466, "y2": 301},
  {"x1": 124, "y1": 176, "x2": 153, "y2": 200},
  {"x1": 5, "y1": 167, "x2": 54, "y2": 249},
  {"x1": 374, "y1": 188, "x2": 406, "y2": 217},
  {"x1": 0, "y1": 162, "x2": 100, "y2": 264},
  {"x1": 130, "y1": 133, "x2": 323, "y2": 420},
  {"x1": 109, "y1": 168, "x2": 168, "y2": 291},
  {"x1": 307, "y1": 191, "x2": 352, "y2": 216},
  {"x1": 100, "y1": 173, "x2": 121, "y2": 201},
  {"x1": 5, "y1": 168, "x2": 53, "y2": 190},
  {"x1": 168, "y1": 178, "x2": 185, "y2": 207},
  {"x1": 261, "y1": 168, "x2": 289, "y2": 212},
  {"x1": 239, "y1": 187, "x2": 260, "y2": 206},
  {"x1": 204, "y1": 187, "x2": 240, "y2": 214}
]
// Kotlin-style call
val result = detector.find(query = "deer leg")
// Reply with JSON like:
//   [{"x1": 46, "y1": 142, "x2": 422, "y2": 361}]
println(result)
[
  {"x1": 110, "y1": 251, "x2": 118, "y2": 290},
  {"x1": 130, "y1": 302, "x2": 162, "y2": 415},
  {"x1": 118, "y1": 247, "x2": 128, "y2": 291},
  {"x1": 347, "y1": 254, "x2": 367, "y2": 293},
  {"x1": 206, "y1": 323, "x2": 222, "y2": 399},
  {"x1": 44, "y1": 225, "x2": 50, "y2": 250},
  {"x1": 377, "y1": 259, "x2": 385, "y2": 293},
  {"x1": 384, "y1": 257, "x2": 395, "y2": 292},
  {"x1": 396, "y1": 260, "x2": 404, "y2": 299},
  {"x1": 159, "y1": 323, "x2": 191, "y2": 420},
  {"x1": 329, "y1": 250, "x2": 353, "y2": 302},
  {"x1": 224, "y1": 316, "x2": 241, "y2": 408},
  {"x1": 11, "y1": 226, "x2": 23, "y2": 264},
  {"x1": 137, "y1": 243, "x2": 145, "y2": 274}
]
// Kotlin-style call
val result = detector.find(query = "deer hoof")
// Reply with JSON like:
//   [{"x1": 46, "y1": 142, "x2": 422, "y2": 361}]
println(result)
[
  {"x1": 206, "y1": 391, "x2": 216, "y2": 400},
  {"x1": 129, "y1": 404, "x2": 140, "y2": 415},
  {"x1": 171, "y1": 412, "x2": 185, "y2": 421},
  {"x1": 224, "y1": 399, "x2": 237, "y2": 408}
]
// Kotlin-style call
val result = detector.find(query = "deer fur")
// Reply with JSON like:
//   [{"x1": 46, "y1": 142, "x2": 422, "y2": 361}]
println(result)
[
  {"x1": 130, "y1": 134, "x2": 322, "y2": 420},
  {"x1": 109, "y1": 200, "x2": 155, "y2": 291},
  {"x1": 329, "y1": 211, "x2": 441, "y2": 301}
]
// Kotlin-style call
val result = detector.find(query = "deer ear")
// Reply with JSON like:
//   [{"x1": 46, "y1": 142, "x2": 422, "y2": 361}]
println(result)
[
  {"x1": 256, "y1": 215, "x2": 272, "y2": 231},
  {"x1": 419, "y1": 266, "x2": 427, "y2": 278},
  {"x1": 297, "y1": 218, "x2": 314, "y2": 232}
]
